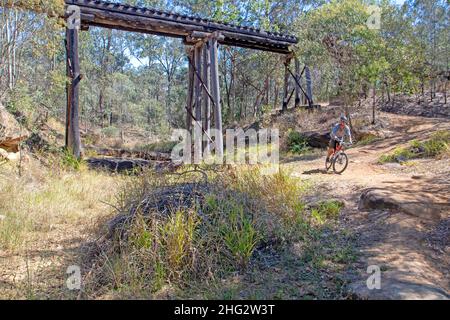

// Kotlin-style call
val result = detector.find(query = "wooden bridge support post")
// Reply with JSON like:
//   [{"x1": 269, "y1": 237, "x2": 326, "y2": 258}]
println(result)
[
  {"x1": 194, "y1": 44, "x2": 203, "y2": 163},
  {"x1": 65, "y1": 27, "x2": 82, "y2": 159},
  {"x1": 186, "y1": 48, "x2": 194, "y2": 135},
  {"x1": 295, "y1": 58, "x2": 301, "y2": 108},
  {"x1": 282, "y1": 56, "x2": 292, "y2": 111},
  {"x1": 209, "y1": 37, "x2": 223, "y2": 158},
  {"x1": 202, "y1": 42, "x2": 211, "y2": 154}
]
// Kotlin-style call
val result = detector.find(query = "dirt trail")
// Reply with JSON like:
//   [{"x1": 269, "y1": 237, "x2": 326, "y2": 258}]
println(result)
[{"x1": 282, "y1": 112, "x2": 450, "y2": 300}]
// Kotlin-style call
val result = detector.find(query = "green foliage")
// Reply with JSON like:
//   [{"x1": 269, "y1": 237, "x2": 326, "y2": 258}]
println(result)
[
  {"x1": 356, "y1": 133, "x2": 381, "y2": 146},
  {"x1": 379, "y1": 131, "x2": 450, "y2": 163},
  {"x1": 60, "y1": 149, "x2": 84, "y2": 170},
  {"x1": 421, "y1": 131, "x2": 450, "y2": 157},
  {"x1": 2, "y1": 0, "x2": 448, "y2": 135},
  {"x1": 287, "y1": 130, "x2": 311, "y2": 154},
  {"x1": 311, "y1": 200, "x2": 344, "y2": 225},
  {"x1": 213, "y1": 198, "x2": 260, "y2": 269}
]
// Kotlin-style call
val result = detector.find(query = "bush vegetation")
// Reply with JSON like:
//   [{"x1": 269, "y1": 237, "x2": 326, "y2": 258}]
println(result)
[
  {"x1": 287, "y1": 130, "x2": 311, "y2": 154},
  {"x1": 379, "y1": 130, "x2": 450, "y2": 163}
]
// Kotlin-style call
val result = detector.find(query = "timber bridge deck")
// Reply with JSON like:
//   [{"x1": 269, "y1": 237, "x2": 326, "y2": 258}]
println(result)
[{"x1": 67, "y1": 0, "x2": 298, "y2": 54}]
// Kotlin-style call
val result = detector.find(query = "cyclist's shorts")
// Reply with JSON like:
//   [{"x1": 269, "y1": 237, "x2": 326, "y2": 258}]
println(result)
[{"x1": 329, "y1": 139, "x2": 339, "y2": 149}]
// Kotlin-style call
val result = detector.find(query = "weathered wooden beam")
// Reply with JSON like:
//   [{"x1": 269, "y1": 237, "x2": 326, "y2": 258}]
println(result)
[
  {"x1": 209, "y1": 37, "x2": 223, "y2": 158},
  {"x1": 185, "y1": 48, "x2": 194, "y2": 134},
  {"x1": 286, "y1": 65, "x2": 312, "y2": 108},
  {"x1": 65, "y1": 27, "x2": 82, "y2": 158},
  {"x1": 282, "y1": 56, "x2": 292, "y2": 111},
  {"x1": 295, "y1": 58, "x2": 301, "y2": 108},
  {"x1": 202, "y1": 43, "x2": 211, "y2": 153},
  {"x1": 194, "y1": 44, "x2": 203, "y2": 162}
]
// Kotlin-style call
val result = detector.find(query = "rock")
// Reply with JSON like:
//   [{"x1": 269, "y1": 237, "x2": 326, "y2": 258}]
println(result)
[
  {"x1": 0, "y1": 102, "x2": 29, "y2": 152},
  {"x1": 0, "y1": 148, "x2": 8, "y2": 159},
  {"x1": 359, "y1": 188, "x2": 448, "y2": 222},
  {"x1": 301, "y1": 131, "x2": 331, "y2": 149},
  {"x1": 395, "y1": 155, "x2": 407, "y2": 163},
  {"x1": 350, "y1": 277, "x2": 449, "y2": 300},
  {"x1": 6, "y1": 152, "x2": 20, "y2": 161}
]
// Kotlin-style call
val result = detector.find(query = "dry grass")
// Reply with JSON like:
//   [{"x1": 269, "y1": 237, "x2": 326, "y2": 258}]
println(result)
[
  {"x1": 0, "y1": 157, "x2": 353, "y2": 300},
  {"x1": 0, "y1": 156, "x2": 126, "y2": 299},
  {"x1": 0, "y1": 159, "x2": 123, "y2": 251}
]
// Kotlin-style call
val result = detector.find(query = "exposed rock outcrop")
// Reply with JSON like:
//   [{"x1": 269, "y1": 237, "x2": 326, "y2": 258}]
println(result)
[
  {"x1": 302, "y1": 131, "x2": 331, "y2": 149},
  {"x1": 0, "y1": 102, "x2": 29, "y2": 152}
]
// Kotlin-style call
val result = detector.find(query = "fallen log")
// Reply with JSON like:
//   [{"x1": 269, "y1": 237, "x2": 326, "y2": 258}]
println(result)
[
  {"x1": 87, "y1": 157, "x2": 151, "y2": 172},
  {"x1": 86, "y1": 157, "x2": 182, "y2": 173},
  {"x1": 85, "y1": 145, "x2": 172, "y2": 161}
]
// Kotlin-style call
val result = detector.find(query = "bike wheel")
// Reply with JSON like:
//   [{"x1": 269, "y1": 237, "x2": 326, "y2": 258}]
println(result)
[
  {"x1": 333, "y1": 152, "x2": 348, "y2": 174},
  {"x1": 325, "y1": 157, "x2": 333, "y2": 171}
]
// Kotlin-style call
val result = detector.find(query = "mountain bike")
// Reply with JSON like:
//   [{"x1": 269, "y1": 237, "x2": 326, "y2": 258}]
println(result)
[{"x1": 325, "y1": 140, "x2": 351, "y2": 174}]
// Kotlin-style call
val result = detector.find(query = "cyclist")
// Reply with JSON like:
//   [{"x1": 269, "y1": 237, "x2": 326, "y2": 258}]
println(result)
[{"x1": 326, "y1": 115, "x2": 353, "y2": 164}]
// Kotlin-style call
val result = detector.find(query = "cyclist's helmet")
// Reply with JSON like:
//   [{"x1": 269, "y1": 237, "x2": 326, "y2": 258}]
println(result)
[{"x1": 340, "y1": 115, "x2": 348, "y2": 123}]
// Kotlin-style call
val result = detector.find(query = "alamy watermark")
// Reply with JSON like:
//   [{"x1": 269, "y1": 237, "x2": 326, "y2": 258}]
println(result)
[
  {"x1": 366, "y1": 265, "x2": 381, "y2": 290},
  {"x1": 66, "y1": 5, "x2": 81, "y2": 30},
  {"x1": 170, "y1": 128, "x2": 279, "y2": 169},
  {"x1": 66, "y1": 265, "x2": 81, "y2": 290},
  {"x1": 366, "y1": 5, "x2": 381, "y2": 30}
]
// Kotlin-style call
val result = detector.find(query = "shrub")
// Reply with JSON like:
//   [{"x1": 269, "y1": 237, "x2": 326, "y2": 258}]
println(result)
[
  {"x1": 101, "y1": 126, "x2": 120, "y2": 138},
  {"x1": 379, "y1": 130, "x2": 449, "y2": 163},
  {"x1": 356, "y1": 133, "x2": 380, "y2": 146},
  {"x1": 311, "y1": 200, "x2": 344, "y2": 225},
  {"x1": 210, "y1": 197, "x2": 260, "y2": 270},
  {"x1": 61, "y1": 149, "x2": 85, "y2": 171},
  {"x1": 287, "y1": 130, "x2": 311, "y2": 154},
  {"x1": 423, "y1": 130, "x2": 450, "y2": 157}
]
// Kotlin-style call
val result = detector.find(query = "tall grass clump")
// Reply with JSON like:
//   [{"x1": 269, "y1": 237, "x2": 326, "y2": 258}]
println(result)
[{"x1": 82, "y1": 166, "x2": 312, "y2": 298}]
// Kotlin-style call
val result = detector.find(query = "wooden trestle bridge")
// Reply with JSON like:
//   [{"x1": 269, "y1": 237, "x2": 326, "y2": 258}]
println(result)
[{"x1": 63, "y1": 0, "x2": 312, "y2": 158}]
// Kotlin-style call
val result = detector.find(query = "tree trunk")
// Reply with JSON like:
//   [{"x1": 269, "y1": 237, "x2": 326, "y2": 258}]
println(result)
[
  {"x1": 386, "y1": 82, "x2": 391, "y2": 103},
  {"x1": 372, "y1": 83, "x2": 376, "y2": 125},
  {"x1": 444, "y1": 79, "x2": 448, "y2": 104}
]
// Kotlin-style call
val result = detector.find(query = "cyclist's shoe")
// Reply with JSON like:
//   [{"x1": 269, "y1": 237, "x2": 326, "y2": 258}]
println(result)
[{"x1": 326, "y1": 157, "x2": 330, "y2": 163}]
